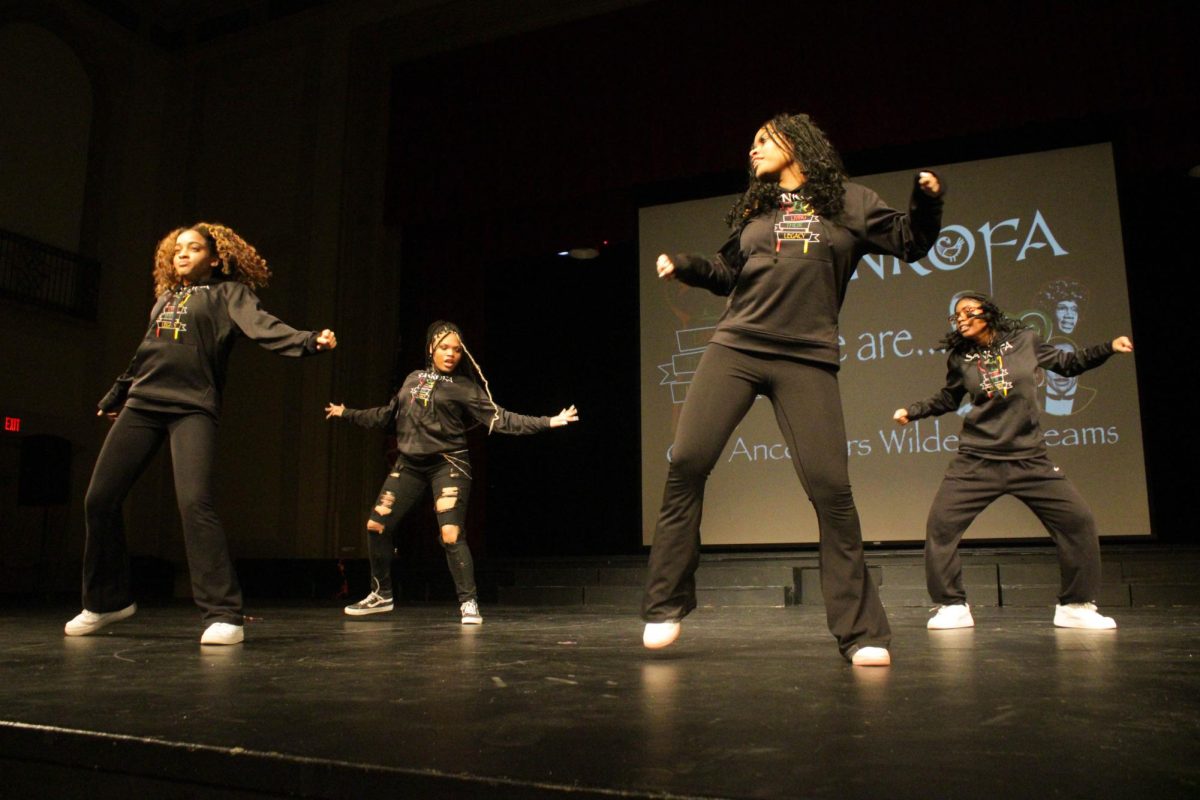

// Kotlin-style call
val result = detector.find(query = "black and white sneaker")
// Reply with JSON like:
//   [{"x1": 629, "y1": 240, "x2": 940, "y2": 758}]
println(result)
[
  {"x1": 460, "y1": 599, "x2": 482, "y2": 625},
  {"x1": 344, "y1": 591, "x2": 394, "y2": 616}
]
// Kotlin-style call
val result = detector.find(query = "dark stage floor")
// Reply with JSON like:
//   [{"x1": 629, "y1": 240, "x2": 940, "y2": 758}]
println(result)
[{"x1": 1, "y1": 601, "x2": 1198, "y2": 799}]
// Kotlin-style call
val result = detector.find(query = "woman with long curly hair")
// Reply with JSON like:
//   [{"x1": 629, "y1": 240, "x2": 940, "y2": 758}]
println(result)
[
  {"x1": 325, "y1": 321, "x2": 578, "y2": 625},
  {"x1": 65, "y1": 223, "x2": 338, "y2": 645},
  {"x1": 893, "y1": 291, "x2": 1132, "y2": 630},
  {"x1": 643, "y1": 113, "x2": 944, "y2": 665}
]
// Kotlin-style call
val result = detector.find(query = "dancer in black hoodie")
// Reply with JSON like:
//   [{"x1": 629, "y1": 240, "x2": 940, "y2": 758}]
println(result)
[
  {"x1": 893, "y1": 291, "x2": 1132, "y2": 630},
  {"x1": 65, "y1": 223, "x2": 337, "y2": 645},
  {"x1": 326, "y1": 321, "x2": 578, "y2": 624},
  {"x1": 643, "y1": 113, "x2": 944, "y2": 665}
]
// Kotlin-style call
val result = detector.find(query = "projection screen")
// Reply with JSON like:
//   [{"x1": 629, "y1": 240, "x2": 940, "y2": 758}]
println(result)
[{"x1": 639, "y1": 143, "x2": 1149, "y2": 545}]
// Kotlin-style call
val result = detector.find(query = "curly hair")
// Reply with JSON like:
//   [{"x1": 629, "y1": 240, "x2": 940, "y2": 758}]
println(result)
[
  {"x1": 726, "y1": 113, "x2": 847, "y2": 229},
  {"x1": 939, "y1": 291, "x2": 1028, "y2": 355},
  {"x1": 152, "y1": 222, "x2": 271, "y2": 295},
  {"x1": 1035, "y1": 278, "x2": 1088, "y2": 313}
]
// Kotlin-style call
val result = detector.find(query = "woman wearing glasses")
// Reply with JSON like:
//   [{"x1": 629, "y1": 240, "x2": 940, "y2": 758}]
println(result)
[{"x1": 893, "y1": 292, "x2": 1132, "y2": 630}]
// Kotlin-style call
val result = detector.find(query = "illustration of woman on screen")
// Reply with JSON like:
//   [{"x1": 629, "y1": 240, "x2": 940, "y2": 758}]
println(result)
[
  {"x1": 643, "y1": 112, "x2": 944, "y2": 666},
  {"x1": 892, "y1": 292, "x2": 1132, "y2": 631},
  {"x1": 1036, "y1": 278, "x2": 1089, "y2": 337}
]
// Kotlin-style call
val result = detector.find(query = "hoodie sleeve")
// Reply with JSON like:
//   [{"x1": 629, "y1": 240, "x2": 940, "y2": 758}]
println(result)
[
  {"x1": 1035, "y1": 334, "x2": 1115, "y2": 377},
  {"x1": 857, "y1": 173, "x2": 944, "y2": 262},
  {"x1": 907, "y1": 355, "x2": 967, "y2": 420},
  {"x1": 671, "y1": 231, "x2": 745, "y2": 297},
  {"x1": 463, "y1": 382, "x2": 551, "y2": 435},
  {"x1": 98, "y1": 362, "x2": 136, "y2": 413},
  {"x1": 97, "y1": 295, "x2": 169, "y2": 412},
  {"x1": 225, "y1": 282, "x2": 321, "y2": 356},
  {"x1": 340, "y1": 394, "x2": 402, "y2": 430}
]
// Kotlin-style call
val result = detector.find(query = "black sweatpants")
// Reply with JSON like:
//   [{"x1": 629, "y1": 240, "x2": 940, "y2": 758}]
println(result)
[
  {"x1": 925, "y1": 453, "x2": 1101, "y2": 605},
  {"x1": 83, "y1": 406, "x2": 243, "y2": 625},
  {"x1": 364, "y1": 450, "x2": 476, "y2": 603},
  {"x1": 641, "y1": 342, "x2": 890, "y2": 656}
]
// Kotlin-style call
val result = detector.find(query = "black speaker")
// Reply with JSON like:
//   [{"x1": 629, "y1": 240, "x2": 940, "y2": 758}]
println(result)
[{"x1": 18, "y1": 434, "x2": 72, "y2": 506}]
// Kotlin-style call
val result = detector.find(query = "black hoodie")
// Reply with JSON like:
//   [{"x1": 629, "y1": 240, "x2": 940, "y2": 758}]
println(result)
[
  {"x1": 337, "y1": 369, "x2": 550, "y2": 456},
  {"x1": 906, "y1": 328, "x2": 1115, "y2": 459},
  {"x1": 671, "y1": 176, "x2": 943, "y2": 367},
  {"x1": 99, "y1": 277, "x2": 323, "y2": 418}
]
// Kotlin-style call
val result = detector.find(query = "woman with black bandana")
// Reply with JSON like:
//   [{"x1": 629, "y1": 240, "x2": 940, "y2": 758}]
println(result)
[
  {"x1": 326, "y1": 321, "x2": 578, "y2": 624},
  {"x1": 894, "y1": 292, "x2": 1132, "y2": 630},
  {"x1": 643, "y1": 113, "x2": 944, "y2": 665}
]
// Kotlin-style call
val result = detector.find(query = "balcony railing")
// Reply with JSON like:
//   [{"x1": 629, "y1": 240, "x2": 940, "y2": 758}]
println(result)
[{"x1": 0, "y1": 228, "x2": 100, "y2": 320}]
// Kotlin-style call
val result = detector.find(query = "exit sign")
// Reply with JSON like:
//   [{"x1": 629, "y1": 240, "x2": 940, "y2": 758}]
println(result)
[{"x1": 3, "y1": 417, "x2": 20, "y2": 432}]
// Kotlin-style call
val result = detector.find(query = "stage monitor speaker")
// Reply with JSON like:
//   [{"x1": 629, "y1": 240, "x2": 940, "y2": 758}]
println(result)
[{"x1": 18, "y1": 434, "x2": 72, "y2": 507}]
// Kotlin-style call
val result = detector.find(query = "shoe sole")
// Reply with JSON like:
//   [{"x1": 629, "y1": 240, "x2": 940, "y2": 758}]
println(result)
[
  {"x1": 927, "y1": 620, "x2": 975, "y2": 629},
  {"x1": 344, "y1": 604, "x2": 394, "y2": 616},
  {"x1": 461, "y1": 617, "x2": 483, "y2": 625},
  {"x1": 1054, "y1": 619, "x2": 1117, "y2": 629},
  {"x1": 64, "y1": 603, "x2": 137, "y2": 636},
  {"x1": 201, "y1": 632, "x2": 245, "y2": 645},
  {"x1": 851, "y1": 652, "x2": 892, "y2": 667}
]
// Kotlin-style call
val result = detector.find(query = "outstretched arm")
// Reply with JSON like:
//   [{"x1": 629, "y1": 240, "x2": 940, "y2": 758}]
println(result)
[
  {"x1": 226, "y1": 282, "x2": 337, "y2": 356},
  {"x1": 1038, "y1": 335, "x2": 1128, "y2": 377},
  {"x1": 659, "y1": 231, "x2": 745, "y2": 297},
  {"x1": 324, "y1": 396, "x2": 399, "y2": 429},
  {"x1": 898, "y1": 358, "x2": 967, "y2": 424},
  {"x1": 860, "y1": 171, "x2": 945, "y2": 262}
]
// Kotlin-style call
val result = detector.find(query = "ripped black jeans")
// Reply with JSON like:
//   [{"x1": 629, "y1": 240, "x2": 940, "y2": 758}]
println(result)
[{"x1": 364, "y1": 450, "x2": 475, "y2": 603}]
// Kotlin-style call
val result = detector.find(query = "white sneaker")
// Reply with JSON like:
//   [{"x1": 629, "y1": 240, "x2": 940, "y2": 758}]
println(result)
[
  {"x1": 64, "y1": 603, "x2": 137, "y2": 636},
  {"x1": 850, "y1": 646, "x2": 891, "y2": 667},
  {"x1": 928, "y1": 603, "x2": 975, "y2": 630},
  {"x1": 201, "y1": 622, "x2": 245, "y2": 645},
  {"x1": 642, "y1": 621, "x2": 681, "y2": 649},
  {"x1": 1054, "y1": 602, "x2": 1117, "y2": 629},
  {"x1": 460, "y1": 599, "x2": 482, "y2": 625}
]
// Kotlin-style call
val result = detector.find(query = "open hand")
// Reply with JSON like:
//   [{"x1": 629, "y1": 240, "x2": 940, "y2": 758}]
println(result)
[
  {"x1": 550, "y1": 404, "x2": 579, "y2": 427},
  {"x1": 324, "y1": 403, "x2": 345, "y2": 419}
]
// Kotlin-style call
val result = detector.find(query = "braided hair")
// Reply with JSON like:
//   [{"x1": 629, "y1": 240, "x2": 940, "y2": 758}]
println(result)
[
  {"x1": 418, "y1": 321, "x2": 501, "y2": 433},
  {"x1": 726, "y1": 113, "x2": 847, "y2": 230},
  {"x1": 939, "y1": 291, "x2": 1028, "y2": 356}
]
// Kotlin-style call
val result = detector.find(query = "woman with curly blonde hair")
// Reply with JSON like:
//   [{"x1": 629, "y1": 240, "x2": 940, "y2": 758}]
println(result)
[{"x1": 65, "y1": 222, "x2": 338, "y2": 645}]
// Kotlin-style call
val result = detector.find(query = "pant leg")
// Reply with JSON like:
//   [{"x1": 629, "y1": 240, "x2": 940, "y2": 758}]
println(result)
[
  {"x1": 641, "y1": 343, "x2": 761, "y2": 622},
  {"x1": 82, "y1": 407, "x2": 169, "y2": 612},
  {"x1": 168, "y1": 413, "x2": 245, "y2": 625},
  {"x1": 1006, "y1": 456, "x2": 1102, "y2": 603},
  {"x1": 364, "y1": 460, "x2": 428, "y2": 597},
  {"x1": 431, "y1": 451, "x2": 475, "y2": 603},
  {"x1": 765, "y1": 358, "x2": 889, "y2": 654},
  {"x1": 924, "y1": 454, "x2": 1004, "y2": 605}
]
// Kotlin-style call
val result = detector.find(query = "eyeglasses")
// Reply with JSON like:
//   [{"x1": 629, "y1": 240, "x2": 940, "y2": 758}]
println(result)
[{"x1": 948, "y1": 308, "x2": 985, "y2": 323}]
